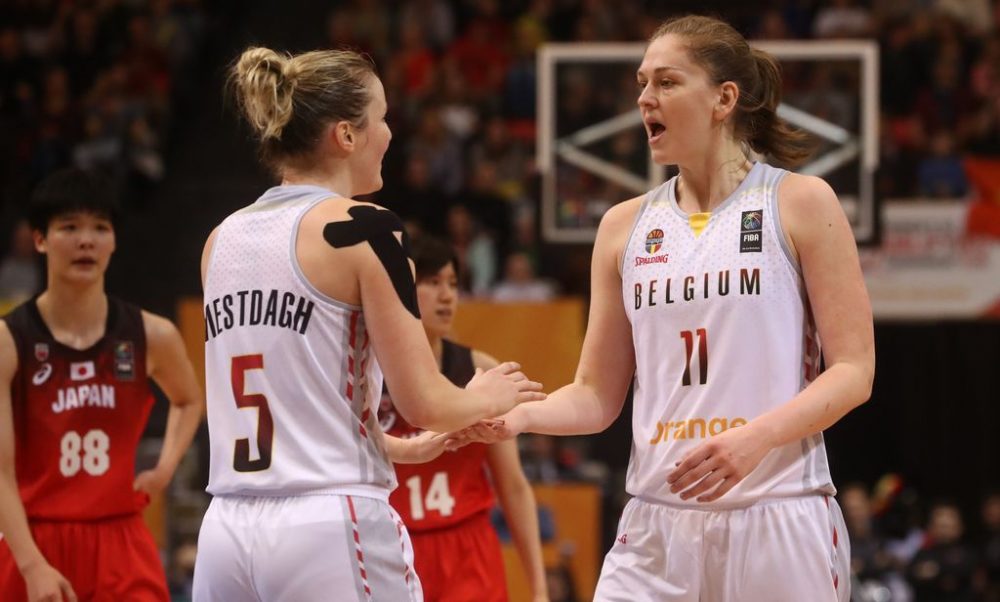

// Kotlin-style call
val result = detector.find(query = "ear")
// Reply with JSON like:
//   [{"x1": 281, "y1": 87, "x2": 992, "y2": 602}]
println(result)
[
  {"x1": 714, "y1": 81, "x2": 739, "y2": 122},
  {"x1": 332, "y1": 120, "x2": 355, "y2": 153},
  {"x1": 33, "y1": 229, "x2": 47, "y2": 255}
]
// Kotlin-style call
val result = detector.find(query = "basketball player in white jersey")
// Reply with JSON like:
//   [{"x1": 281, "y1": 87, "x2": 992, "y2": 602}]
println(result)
[
  {"x1": 192, "y1": 47, "x2": 544, "y2": 601},
  {"x1": 483, "y1": 15, "x2": 874, "y2": 601}
]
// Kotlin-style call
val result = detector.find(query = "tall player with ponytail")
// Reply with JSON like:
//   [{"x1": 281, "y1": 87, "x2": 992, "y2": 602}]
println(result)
[
  {"x1": 192, "y1": 48, "x2": 544, "y2": 600},
  {"x1": 489, "y1": 15, "x2": 874, "y2": 601}
]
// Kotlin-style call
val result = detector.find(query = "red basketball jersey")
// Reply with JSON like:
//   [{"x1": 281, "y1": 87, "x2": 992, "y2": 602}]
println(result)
[
  {"x1": 379, "y1": 340, "x2": 495, "y2": 532},
  {"x1": 3, "y1": 297, "x2": 154, "y2": 520}
]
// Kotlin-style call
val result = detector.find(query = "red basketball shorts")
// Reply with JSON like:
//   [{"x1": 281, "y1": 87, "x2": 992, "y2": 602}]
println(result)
[
  {"x1": 0, "y1": 513, "x2": 168, "y2": 602},
  {"x1": 410, "y1": 510, "x2": 509, "y2": 602}
]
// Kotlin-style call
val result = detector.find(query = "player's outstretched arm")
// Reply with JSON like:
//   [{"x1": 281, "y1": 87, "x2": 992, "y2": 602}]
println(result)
[
  {"x1": 133, "y1": 312, "x2": 204, "y2": 496},
  {"x1": 349, "y1": 208, "x2": 544, "y2": 433},
  {"x1": 0, "y1": 324, "x2": 77, "y2": 602},
  {"x1": 384, "y1": 431, "x2": 461, "y2": 464},
  {"x1": 500, "y1": 199, "x2": 640, "y2": 438},
  {"x1": 668, "y1": 174, "x2": 875, "y2": 503}
]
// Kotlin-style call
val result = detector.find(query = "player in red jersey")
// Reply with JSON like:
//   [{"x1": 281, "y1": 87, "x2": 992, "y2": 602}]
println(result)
[
  {"x1": 0, "y1": 168, "x2": 204, "y2": 602},
  {"x1": 380, "y1": 237, "x2": 549, "y2": 602}
]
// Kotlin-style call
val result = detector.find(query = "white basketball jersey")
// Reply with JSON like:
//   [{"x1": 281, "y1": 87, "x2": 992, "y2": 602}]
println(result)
[
  {"x1": 621, "y1": 162, "x2": 834, "y2": 509},
  {"x1": 203, "y1": 185, "x2": 394, "y2": 499}
]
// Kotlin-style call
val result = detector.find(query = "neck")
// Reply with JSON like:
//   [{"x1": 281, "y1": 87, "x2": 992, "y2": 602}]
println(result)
[
  {"x1": 427, "y1": 333, "x2": 444, "y2": 367},
  {"x1": 282, "y1": 163, "x2": 355, "y2": 198},
  {"x1": 676, "y1": 141, "x2": 752, "y2": 214},
  {"x1": 36, "y1": 283, "x2": 108, "y2": 343}
]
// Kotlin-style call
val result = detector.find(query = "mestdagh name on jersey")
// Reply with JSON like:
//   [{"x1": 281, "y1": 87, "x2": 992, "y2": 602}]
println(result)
[
  {"x1": 204, "y1": 289, "x2": 315, "y2": 341},
  {"x1": 634, "y1": 268, "x2": 760, "y2": 310}
]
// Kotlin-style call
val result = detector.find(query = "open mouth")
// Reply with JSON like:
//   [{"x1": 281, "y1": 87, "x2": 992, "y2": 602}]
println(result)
[
  {"x1": 646, "y1": 121, "x2": 666, "y2": 141},
  {"x1": 435, "y1": 309, "x2": 453, "y2": 319}
]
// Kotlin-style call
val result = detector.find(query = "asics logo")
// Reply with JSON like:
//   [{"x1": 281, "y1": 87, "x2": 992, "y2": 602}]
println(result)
[{"x1": 32, "y1": 363, "x2": 52, "y2": 385}]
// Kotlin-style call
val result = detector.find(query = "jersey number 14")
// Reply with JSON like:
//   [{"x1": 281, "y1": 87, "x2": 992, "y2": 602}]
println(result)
[{"x1": 406, "y1": 472, "x2": 456, "y2": 520}]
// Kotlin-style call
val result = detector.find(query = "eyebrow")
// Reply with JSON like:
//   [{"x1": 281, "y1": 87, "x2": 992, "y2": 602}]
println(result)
[{"x1": 637, "y1": 66, "x2": 684, "y2": 78}]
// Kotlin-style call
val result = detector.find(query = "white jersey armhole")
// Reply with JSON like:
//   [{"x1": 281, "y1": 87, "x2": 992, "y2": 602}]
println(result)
[
  {"x1": 288, "y1": 197, "x2": 362, "y2": 312},
  {"x1": 768, "y1": 170, "x2": 802, "y2": 276}
]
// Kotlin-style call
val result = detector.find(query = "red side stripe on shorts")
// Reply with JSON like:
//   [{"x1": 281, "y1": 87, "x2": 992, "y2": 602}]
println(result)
[
  {"x1": 347, "y1": 496, "x2": 373, "y2": 600},
  {"x1": 395, "y1": 518, "x2": 412, "y2": 584},
  {"x1": 825, "y1": 496, "x2": 840, "y2": 591}
]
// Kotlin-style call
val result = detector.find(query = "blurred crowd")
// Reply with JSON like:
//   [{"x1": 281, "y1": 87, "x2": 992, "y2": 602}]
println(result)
[
  {"x1": 0, "y1": 0, "x2": 209, "y2": 234},
  {"x1": 351, "y1": 0, "x2": 1000, "y2": 296},
  {"x1": 3, "y1": 4, "x2": 1000, "y2": 601},
  {"x1": 841, "y1": 475, "x2": 1000, "y2": 602},
  {"x1": 3, "y1": 0, "x2": 1000, "y2": 301}
]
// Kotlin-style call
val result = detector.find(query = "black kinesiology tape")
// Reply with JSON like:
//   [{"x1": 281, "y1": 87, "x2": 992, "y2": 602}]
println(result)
[{"x1": 323, "y1": 205, "x2": 420, "y2": 318}]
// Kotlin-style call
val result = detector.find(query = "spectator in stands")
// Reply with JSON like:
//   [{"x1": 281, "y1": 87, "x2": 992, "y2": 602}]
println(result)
[
  {"x1": 408, "y1": 104, "x2": 465, "y2": 195},
  {"x1": 980, "y1": 492, "x2": 1000, "y2": 602},
  {"x1": 841, "y1": 482, "x2": 913, "y2": 602},
  {"x1": 917, "y1": 130, "x2": 969, "y2": 198},
  {"x1": 520, "y1": 434, "x2": 581, "y2": 484},
  {"x1": 0, "y1": 220, "x2": 40, "y2": 304},
  {"x1": 813, "y1": 0, "x2": 874, "y2": 38},
  {"x1": 492, "y1": 252, "x2": 558, "y2": 302},
  {"x1": 907, "y1": 501, "x2": 980, "y2": 602},
  {"x1": 446, "y1": 204, "x2": 496, "y2": 295}
]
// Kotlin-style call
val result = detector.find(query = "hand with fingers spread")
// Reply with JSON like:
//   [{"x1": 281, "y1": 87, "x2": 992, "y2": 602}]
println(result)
[
  {"x1": 22, "y1": 560, "x2": 77, "y2": 602},
  {"x1": 465, "y1": 361, "x2": 546, "y2": 417},
  {"x1": 666, "y1": 422, "x2": 772, "y2": 503}
]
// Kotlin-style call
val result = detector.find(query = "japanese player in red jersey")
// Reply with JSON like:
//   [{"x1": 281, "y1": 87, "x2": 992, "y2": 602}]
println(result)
[
  {"x1": 380, "y1": 237, "x2": 548, "y2": 602},
  {"x1": 0, "y1": 168, "x2": 204, "y2": 602}
]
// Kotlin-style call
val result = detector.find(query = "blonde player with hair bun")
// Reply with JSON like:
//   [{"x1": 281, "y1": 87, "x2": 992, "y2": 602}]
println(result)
[
  {"x1": 486, "y1": 14, "x2": 874, "y2": 601},
  {"x1": 192, "y1": 47, "x2": 544, "y2": 600}
]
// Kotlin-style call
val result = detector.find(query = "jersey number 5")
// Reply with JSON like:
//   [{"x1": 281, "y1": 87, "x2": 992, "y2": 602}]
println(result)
[{"x1": 231, "y1": 354, "x2": 273, "y2": 472}]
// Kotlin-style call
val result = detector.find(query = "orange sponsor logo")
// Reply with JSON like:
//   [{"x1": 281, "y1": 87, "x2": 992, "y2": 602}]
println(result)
[{"x1": 648, "y1": 416, "x2": 748, "y2": 445}]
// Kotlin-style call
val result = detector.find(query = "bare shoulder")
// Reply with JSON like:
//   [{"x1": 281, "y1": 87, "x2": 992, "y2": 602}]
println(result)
[
  {"x1": 595, "y1": 195, "x2": 645, "y2": 273},
  {"x1": 777, "y1": 173, "x2": 843, "y2": 225},
  {"x1": 141, "y1": 310, "x2": 181, "y2": 346},
  {"x1": 201, "y1": 225, "x2": 222, "y2": 285},
  {"x1": 471, "y1": 348, "x2": 499, "y2": 371},
  {"x1": 599, "y1": 196, "x2": 645, "y2": 234},
  {"x1": 300, "y1": 198, "x2": 403, "y2": 251},
  {"x1": 777, "y1": 173, "x2": 850, "y2": 254},
  {"x1": 0, "y1": 321, "x2": 16, "y2": 378}
]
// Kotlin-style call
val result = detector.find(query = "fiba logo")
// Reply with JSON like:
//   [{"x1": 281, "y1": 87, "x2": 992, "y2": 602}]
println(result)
[
  {"x1": 740, "y1": 210, "x2": 763, "y2": 253},
  {"x1": 741, "y1": 211, "x2": 762, "y2": 231},
  {"x1": 644, "y1": 229, "x2": 664, "y2": 254}
]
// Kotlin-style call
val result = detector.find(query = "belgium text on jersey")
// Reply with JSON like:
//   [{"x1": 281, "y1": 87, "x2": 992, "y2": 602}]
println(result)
[
  {"x1": 633, "y1": 267, "x2": 760, "y2": 310},
  {"x1": 204, "y1": 289, "x2": 315, "y2": 341}
]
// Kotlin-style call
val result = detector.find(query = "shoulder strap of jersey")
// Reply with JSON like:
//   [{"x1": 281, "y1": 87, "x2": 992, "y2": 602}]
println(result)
[{"x1": 441, "y1": 339, "x2": 475, "y2": 387}]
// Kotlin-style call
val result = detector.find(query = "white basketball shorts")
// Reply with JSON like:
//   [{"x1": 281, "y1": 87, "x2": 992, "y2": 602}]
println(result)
[
  {"x1": 594, "y1": 495, "x2": 850, "y2": 602},
  {"x1": 192, "y1": 494, "x2": 422, "y2": 601}
]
